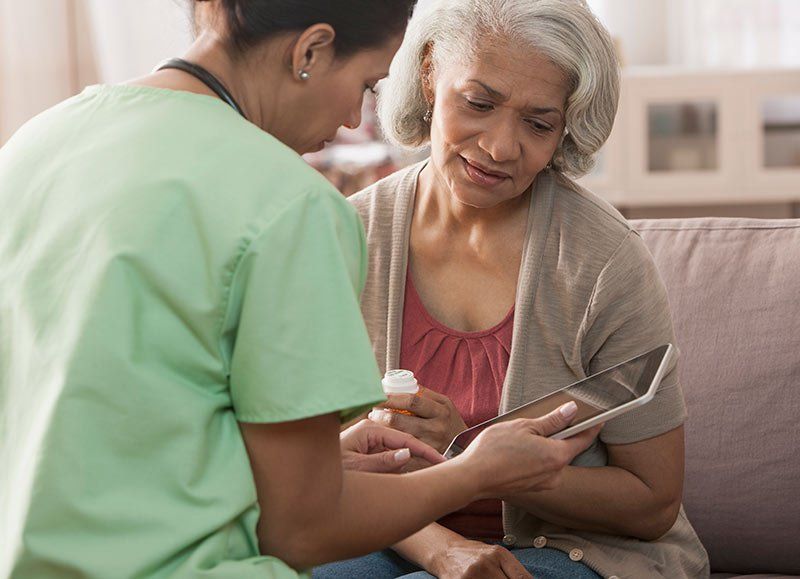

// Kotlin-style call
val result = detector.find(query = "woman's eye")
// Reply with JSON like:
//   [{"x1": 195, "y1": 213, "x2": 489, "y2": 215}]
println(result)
[
  {"x1": 466, "y1": 99, "x2": 492, "y2": 112},
  {"x1": 527, "y1": 120, "x2": 554, "y2": 133}
]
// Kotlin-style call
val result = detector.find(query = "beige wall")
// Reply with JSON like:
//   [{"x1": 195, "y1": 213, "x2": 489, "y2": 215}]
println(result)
[
  {"x1": 0, "y1": 0, "x2": 98, "y2": 143},
  {"x1": 0, "y1": 0, "x2": 189, "y2": 145},
  {"x1": 85, "y1": 0, "x2": 191, "y2": 85}
]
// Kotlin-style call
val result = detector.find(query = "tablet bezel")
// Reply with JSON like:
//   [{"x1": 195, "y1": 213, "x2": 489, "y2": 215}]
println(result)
[{"x1": 443, "y1": 343, "x2": 675, "y2": 458}]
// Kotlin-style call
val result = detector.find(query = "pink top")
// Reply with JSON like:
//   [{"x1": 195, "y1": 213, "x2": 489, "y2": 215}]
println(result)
[{"x1": 399, "y1": 269, "x2": 514, "y2": 540}]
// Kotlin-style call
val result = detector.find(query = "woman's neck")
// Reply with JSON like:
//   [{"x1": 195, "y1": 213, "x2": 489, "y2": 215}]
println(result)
[{"x1": 416, "y1": 162, "x2": 531, "y2": 240}]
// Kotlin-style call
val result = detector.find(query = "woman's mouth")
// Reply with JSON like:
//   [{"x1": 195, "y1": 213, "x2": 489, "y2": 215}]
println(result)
[{"x1": 460, "y1": 156, "x2": 510, "y2": 187}]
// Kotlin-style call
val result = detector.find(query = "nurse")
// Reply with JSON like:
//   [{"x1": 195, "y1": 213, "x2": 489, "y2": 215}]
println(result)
[{"x1": 0, "y1": 1, "x2": 598, "y2": 577}]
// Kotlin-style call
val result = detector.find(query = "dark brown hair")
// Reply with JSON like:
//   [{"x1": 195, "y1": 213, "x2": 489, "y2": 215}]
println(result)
[{"x1": 195, "y1": 0, "x2": 417, "y2": 57}]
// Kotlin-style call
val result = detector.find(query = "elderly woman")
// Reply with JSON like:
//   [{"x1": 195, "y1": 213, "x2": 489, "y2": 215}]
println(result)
[{"x1": 314, "y1": 1, "x2": 710, "y2": 578}]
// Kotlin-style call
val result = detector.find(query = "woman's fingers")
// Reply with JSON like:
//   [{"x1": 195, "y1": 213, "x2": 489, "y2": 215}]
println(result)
[
  {"x1": 374, "y1": 392, "x2": 437, "y2": 418},
  {"x1": 498, "y1": 549, "x2": 533, "y2": 579},
  {"x1": 368, "y1": 408, "x2": 421, "y2": 435}
]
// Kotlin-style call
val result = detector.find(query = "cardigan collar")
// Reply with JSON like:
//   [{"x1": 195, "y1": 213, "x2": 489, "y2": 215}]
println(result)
[{"x1": 383, "y1": 160, "x2": 557, "y2": 413}]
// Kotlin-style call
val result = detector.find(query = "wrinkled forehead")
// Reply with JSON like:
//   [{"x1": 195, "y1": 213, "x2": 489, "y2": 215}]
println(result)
[{"x1": 434, "y1": 39, "x2": 572, "y2": 111}]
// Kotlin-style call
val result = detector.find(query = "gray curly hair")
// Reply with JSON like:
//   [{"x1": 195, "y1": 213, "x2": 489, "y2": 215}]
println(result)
[{"x1": 376, "y1": 0, "x2": 620, "y2": 177}]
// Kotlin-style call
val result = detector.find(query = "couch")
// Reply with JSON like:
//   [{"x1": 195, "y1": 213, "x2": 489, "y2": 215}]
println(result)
[{"x1": 632, "y1": 218, "x2": 800, "y2": 578}]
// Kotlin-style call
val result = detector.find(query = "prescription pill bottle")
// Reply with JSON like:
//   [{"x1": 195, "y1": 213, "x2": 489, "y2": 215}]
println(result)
[{"x1": 381, "y1": 369, "x2": 420, "y2": 416}]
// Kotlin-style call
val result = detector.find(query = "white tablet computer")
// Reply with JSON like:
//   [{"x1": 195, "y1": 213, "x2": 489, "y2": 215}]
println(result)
[{"x1": 443, "y1": 344, "x2": 675, "y2": 459}]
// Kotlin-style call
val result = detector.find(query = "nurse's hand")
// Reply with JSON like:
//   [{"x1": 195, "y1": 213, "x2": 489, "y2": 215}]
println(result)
[
  {"x1": 456, "y1": 403, "x2": 602, "y2": 500},
  {"x1": 340, "y1": 419, "x2": 445, "y2": 473},
  {"x1": 369, "y1": 388, "x2": 468, "y2": 454}
]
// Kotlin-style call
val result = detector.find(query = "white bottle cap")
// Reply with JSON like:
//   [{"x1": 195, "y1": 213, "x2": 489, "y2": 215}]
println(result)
[{"x1": 381, "y1": 369, "x2": 419, "y2": 394}]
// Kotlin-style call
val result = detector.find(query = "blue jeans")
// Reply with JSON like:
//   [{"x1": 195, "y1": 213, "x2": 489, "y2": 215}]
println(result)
[{"x1": 313, "y1": 546, "x2": 601, "y2": 579}]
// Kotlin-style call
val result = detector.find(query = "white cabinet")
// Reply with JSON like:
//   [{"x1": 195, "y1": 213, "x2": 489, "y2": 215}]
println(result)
[{"x1": 578, "y1": 68, "x2": 800, "y2": 210}]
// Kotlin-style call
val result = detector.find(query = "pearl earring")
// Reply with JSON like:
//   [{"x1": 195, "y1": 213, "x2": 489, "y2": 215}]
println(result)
[
  {"x1": 423, "y1": 108, "x2": 432, "y2": 123},
  {"x1": 298, "y1": 70, "x2": 310, "y2": 81}
]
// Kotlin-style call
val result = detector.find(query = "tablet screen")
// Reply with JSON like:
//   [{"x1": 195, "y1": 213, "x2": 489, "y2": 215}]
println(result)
[{"x1": 444, "y1": 344, "x2": 670, "y2": 457}]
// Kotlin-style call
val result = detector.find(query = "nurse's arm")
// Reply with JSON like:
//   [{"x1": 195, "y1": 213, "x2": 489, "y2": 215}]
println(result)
[
  {"x1": 239, "y1": 406, "x2": 594, "y2": 570},
  {"x1": 239, "y1": 413, "x2": 478, "y2": 569}
]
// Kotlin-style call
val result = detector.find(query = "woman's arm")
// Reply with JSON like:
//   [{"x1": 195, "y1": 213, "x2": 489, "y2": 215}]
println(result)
[
  {"x1": 370, "y1": 367, "x2": 684, "y2": 540},
  {"x1": 394, "y1": 523, "x2": 533, "y2": 579},
  {"x1": 503, "y1": 426, "x2": 685, "y2": 541},
  {"x1": 240, "y1": 404, "x2": 597, "y2": 570},
  {"x1": 393, "y1": 524, "x2": 462, "y2": 572},
  {"x1": 495, "y1": 231, "x2": 688, "y2": 541}
]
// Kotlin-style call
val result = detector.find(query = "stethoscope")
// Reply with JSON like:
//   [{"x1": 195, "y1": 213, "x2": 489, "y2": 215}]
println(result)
[{"x1": 154, "y1": 58, "x2": 247, "y2": 120}]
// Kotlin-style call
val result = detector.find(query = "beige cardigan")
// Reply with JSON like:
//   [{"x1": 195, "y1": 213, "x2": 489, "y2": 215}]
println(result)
[{"x1": 350, "y1": 161, "x2": 709, "y2": 579}]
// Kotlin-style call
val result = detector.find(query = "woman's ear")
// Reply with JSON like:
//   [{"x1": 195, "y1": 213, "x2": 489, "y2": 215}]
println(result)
[
  {"x1": 420, "y1": 42, "x2": 435, "y2": 105},
  {"x1": 288, "y1": 23, "x2": 336, "y2": 80}
]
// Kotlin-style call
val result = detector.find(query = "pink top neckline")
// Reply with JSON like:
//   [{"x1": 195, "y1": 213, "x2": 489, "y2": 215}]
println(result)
[
  {"x1": 400, "y1": 268, "x2": 514, "y2": 541},
  {"x1": 405, "y1": 270, "x2": 515, "y2": 339}
]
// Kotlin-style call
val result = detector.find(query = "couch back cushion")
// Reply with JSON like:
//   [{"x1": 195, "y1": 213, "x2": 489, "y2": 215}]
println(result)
[{"x1": 632, "y1": 218, "x2": 800, "y2": 574}]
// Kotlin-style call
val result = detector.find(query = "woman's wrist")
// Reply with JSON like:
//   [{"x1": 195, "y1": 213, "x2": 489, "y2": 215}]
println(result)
[
  {"x1": 393, "y1": 523, "x2": 466, "y2": 573},
  {"x1": 424, "y1": 529, "x2": 468, "y2": 575},
  {"x1": 427, "y1": 545, "x2": 451, "y2": 576}
]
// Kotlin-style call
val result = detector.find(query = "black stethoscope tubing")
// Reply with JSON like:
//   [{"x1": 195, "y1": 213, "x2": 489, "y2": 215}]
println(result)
[{"x1": 154, "y1": 57, "x2": 248, "y2": 120}]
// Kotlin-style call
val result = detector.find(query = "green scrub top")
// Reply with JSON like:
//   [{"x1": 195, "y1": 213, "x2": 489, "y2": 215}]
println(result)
[{"x1": 0, "y1": 85, "x2": 385, "y2": 578}]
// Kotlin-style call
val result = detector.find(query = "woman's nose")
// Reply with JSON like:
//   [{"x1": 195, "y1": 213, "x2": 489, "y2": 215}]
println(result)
[{"x1": 478, "y1": 117, "x2": 521, "y2": 163}]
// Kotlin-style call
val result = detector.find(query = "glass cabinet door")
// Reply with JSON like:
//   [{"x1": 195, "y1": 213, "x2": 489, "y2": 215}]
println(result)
[
  {"x1": 762, "y1": 96, "x2": 800, "y2": 169},
  {"x1": 647, "y1": 102, "x2": 719, "y2": 172}
]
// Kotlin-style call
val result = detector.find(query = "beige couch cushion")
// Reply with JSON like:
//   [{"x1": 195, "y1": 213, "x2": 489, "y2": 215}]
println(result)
[{"x1": 632, "y1": 219, "x2": 800, "y2": 575}]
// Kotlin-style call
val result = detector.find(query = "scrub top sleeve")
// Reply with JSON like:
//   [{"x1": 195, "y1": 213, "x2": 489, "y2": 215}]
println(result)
[{"x1": 228, "y1": 189, "x2": 384, "y2": 424}]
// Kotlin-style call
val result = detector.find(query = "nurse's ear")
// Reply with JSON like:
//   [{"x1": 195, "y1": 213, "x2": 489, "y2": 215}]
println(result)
[{"x1": 286, "y1": 24, "x2": 336, "y2": 82}]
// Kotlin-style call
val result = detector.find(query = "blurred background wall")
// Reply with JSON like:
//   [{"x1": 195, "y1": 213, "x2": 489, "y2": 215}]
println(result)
[
  {"x1": 3, "y1": 0, "x2": 799, "y2": 143},
  {"x1": 0, "y1": 0, "x2": 192, "y2": 142},
  {"x1": 1, "y1": 0, "x2": 798, "y2": 216}
]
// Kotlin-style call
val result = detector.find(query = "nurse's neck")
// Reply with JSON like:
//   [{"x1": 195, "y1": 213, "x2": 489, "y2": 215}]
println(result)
[{"x1": 128, "y1": 30, "x2": 287, "y2": 135}]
